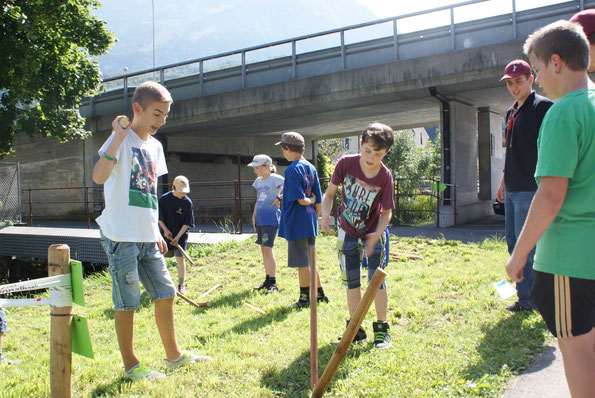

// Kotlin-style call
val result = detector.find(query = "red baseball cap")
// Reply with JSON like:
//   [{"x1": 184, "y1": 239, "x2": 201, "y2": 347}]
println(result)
[
  {"x1": 570, "y1": 9, "x2": 595, "y2": 37},
  {"x1": 500, "y1": 59, "x2": 532, "y2": 82}
]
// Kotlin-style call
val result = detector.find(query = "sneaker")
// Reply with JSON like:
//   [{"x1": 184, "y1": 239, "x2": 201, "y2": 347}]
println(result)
[
  {"x1": 505, "y1": 302, "x2": 533, "y2": 312},
  {"x1": 266, "y1": 283, "x2": 279, "y2": 294},
  {"x1": 0, "y1": 356, "x2": 20, "y2": 365},
  {"x1": 124, "y1": 363, "x2": 166, "y2": 381},
  {"x1": 333, "y1": 320, "x2": 367, "y2": 344},
  {"x1": 373, "y1": 321, "x2": 392, "y2": 349},
  {"x1": 317, "y1": 294, "x2": 329, "y2": 303},
  {"x1": 177, "y1": 284, "x2": 186, "y2": 295},
  {"x1": 165, "y1": 351, "x2": 212, "y2": 370},
  {"x1": 291, "y1": 298, "x2": 310, "y2": 309},
  {"x1": 253, "y1": 280, "x2": 269, "y2": 291}
]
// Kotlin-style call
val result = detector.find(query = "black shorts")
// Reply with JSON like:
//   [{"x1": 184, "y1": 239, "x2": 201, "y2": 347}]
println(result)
[
  {"x1": 164, "y1": 234, "x2": 188, "y2": 258},
  {"x1": 532, "y1": 270, "x2": 595, "y2": 338}
]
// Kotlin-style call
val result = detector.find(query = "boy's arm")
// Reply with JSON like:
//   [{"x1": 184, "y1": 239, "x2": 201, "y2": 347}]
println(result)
[
  {"x1": 158, "y1": 220, "x2": 173, "y2": 240},
  {"x1": 365, "y1": 209, "x2": 392, "y2": 257},
  {"x1": 173, "y1": 225, "x2": 189, "y2": 244},
  {"x1": 252, "y1": 201, "x2": 257, "y2": 231},
  {"x1": 297, "y1": 195, "x2": 316, "y2": 206},
  {"x1": 92, "y1": 116, "x2": 130, "y2": 185},
  {"x1": 496, "y1": 173, "x2": 506, "y2": 203},
  {"x1": 505, "y1": 176, "x2": 567, "y2": 281},
  {"x1": 320, "y1": 182, "x2": 339, "y2": 233}
]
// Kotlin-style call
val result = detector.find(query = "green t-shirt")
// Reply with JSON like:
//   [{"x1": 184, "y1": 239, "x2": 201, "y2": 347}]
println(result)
[{"x1": 533, "y1": 89, "x2": 595, "y2": 279}]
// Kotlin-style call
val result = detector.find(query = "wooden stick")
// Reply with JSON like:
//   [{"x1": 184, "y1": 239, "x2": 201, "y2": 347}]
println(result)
[
  {"x1": 48, "y1": 244, "x2": 72, "y2": 398},
  {"x1": 309, "y1": 246, "x2": 318, "y2": 390},
  {"x1": 244, "y1": 302, "x2": 266, "y2": 314},
  {"x1": 311, "y1": 268, "x2": 387, "y2": 398},
  {"x1": 176, "y1": 292, "x2": 210, "y2": 307},
  {"x1": 171, "y1": 242, "x2": 196, "y2": 266},
  {"x1": 389, "y1": 251, "x2": 423, "y2": 260},
  {"x1": 198, "y1": 283, "x2": 220, "y2": 299}
]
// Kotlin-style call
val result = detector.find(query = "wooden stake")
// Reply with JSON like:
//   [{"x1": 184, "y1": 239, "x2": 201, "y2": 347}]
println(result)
[
  {"x1": 311, "y1": 268, "x2": 387, "y2": 398},
  {"x1": 176, "y1": 292, "x2": 210, "y2": 307},
  {"x1": 198, "y1": 284, "x2": 220, "y2": 299},
  {"x1": 244, "y1": 302, "x2": 266, "y2": 314},
  {"x1": 171, "y1": 242, "x2": 196, "y2": 266},
  {"x1": 309, "y1": 245, "x2": 318, "y2": 390},
  {"x1": 48, "y1": 244, "x2": 72, "y2": 398}
]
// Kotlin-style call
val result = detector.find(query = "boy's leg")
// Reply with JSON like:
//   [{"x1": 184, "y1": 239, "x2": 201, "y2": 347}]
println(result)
[
  {"x1": 154, "y1": 297, "x2": 182, "y2": 361},
  {"x1": 114, "y1": 310, "x2": 139, "y2": 371},
  {"x1": 175, "y1": 256, "x2": 186, "y2": 292},
  {"x1": 262, "y1": 246, "x2": 276, "y2": 278},
  {"x1": 557, "y1": 330, "x2": 595, "y2": 398}
]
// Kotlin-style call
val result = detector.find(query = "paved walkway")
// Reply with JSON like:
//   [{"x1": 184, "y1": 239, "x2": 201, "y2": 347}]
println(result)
[{"x1": 388, "y1": 216, "x2": 568, "y2": 398}]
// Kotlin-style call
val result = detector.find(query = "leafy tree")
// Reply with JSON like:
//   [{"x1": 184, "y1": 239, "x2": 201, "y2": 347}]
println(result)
[
  {"x1": 0, "y1": 0, "x2": 113, "y2": 157},
  {"x1": 316, "y1": 151, "x2": 334, "y2": 192}
]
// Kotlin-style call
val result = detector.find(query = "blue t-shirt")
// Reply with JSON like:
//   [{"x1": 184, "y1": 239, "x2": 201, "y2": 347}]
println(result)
[
  {"x1": 279, "y1": 159, "x2": 322, "y2": 241},
  {"x1": 253, "y1": 173, "x2": 284, "y2": 227}
]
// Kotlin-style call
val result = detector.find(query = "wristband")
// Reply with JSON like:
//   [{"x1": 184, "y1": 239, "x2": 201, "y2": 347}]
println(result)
[
  {"x1": 101, "y1": 152, "x2": 115, "y2": 161},
  {"x1": 276, "y1": 196, "x2": 282, "y2": 201}
]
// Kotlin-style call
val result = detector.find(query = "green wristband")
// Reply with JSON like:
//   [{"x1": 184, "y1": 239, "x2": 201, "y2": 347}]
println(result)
[{"x1": 101, "y1": 152, "x2": 115, "y2": 161}]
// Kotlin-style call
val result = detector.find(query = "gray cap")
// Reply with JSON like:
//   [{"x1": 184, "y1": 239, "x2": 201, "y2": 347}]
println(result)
[
  {"x1": 275, "y1": 132, "x2": 305, "y2": 147},
  {"x1": 248, "y1": 154, "x2": 272, "y2": 167}
]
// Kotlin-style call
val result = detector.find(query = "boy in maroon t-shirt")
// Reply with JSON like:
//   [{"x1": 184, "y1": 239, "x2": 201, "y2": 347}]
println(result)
[{"x1": 321, "y1": 122, "x2": 395, "y2": 349}]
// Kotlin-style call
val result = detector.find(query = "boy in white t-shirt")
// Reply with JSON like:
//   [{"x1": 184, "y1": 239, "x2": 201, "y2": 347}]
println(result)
[{"x1": 92, "y1": 81, "x2": 210, "y2": 381}]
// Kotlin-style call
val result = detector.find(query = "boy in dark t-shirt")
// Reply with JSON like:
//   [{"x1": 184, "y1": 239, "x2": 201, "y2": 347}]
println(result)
[
  {"x1": 158, "y1": 175, "x2": 195, "y2": 294},
  {"x1": 321, "y1": 122, "x2": 395, "y2": 349}
]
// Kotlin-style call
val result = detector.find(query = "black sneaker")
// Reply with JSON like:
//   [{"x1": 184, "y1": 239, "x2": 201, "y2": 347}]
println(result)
[
  {"x1": 373, "y1": 321, "x2": 391, "y2": 349},
  {"x1": 333, "y1": 320, "x2": 367, "y2": 344},
  {"x1": 266, "y1": 283, "x2": 279, "y2": 294},
  {"x1": 291, "y1": 298, "x2": 309, "y2": 309},
  {"x1": 505, "y1": 302, "x2": 533, "y2": 312},
  {"x1": 317, "y1": 294, "x2": 329, "y2": 303},
  {"x1": 253, "y1": 280, "x2": 269, "y2": 291}
]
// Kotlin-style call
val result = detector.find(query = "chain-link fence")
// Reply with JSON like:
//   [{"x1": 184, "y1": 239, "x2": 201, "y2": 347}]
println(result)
[{"x1": 0, "y1": 162, "x2": 21, "y2": 224}]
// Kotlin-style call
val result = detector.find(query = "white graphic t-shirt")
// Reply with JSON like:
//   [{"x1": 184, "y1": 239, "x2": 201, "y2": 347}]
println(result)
[{"x1": 96, "y1": 130, "x2": 167, "y2": 242}]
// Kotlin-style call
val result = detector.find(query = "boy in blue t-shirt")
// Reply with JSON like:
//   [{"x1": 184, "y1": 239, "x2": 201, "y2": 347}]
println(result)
[{"x1": 276, "y1": 132, "x2": 328, "y2": 308}]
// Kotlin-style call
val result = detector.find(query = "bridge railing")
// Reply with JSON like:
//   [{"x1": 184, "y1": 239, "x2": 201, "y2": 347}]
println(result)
[{"x1": 83, "y1": 0, "x2": 590, "y2": 116}]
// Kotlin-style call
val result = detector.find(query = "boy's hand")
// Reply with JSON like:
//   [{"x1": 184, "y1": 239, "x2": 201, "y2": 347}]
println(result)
[
  {"x1": 157, "y1": 236, "x2": 168, "y2": 254},
  {"x1": 505, "y1": 253, "x2": 526, "y2": 282},
  {"x1": 320, "y1": 214, "x2": 334, "y2": 234},
  {"x1": 171, "y1": 236, "x2": 179, "y2": 246},
  {"x1": 364, "y1": 231, "x2": 382, "y2": 258},
  {"x1": 271, "y1": 198, "x2": 281, "y2": 208},
  {"x1": 112, "y1": 115, "x2": 131, "y2": 139},
  {"x1": 164, "y1": 230, "x2": 173, "y2": 241}
]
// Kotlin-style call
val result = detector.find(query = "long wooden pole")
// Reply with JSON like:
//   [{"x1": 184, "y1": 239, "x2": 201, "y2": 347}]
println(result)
[
  {"x1": 309, "y1": 245, "x2": 318, "y2": 389},
  {"x1": 48, "y1": 244, "x2": 72, "y2": 398},
  {"x1": 311, "y1": 268, "x2": 387, "y2": 398}
]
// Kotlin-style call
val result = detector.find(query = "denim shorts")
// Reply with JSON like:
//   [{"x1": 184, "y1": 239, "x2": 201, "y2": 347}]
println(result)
[
  {"x1": 255, "y1": 225, "x2": 278, "y2": 248},
  {"x1": 0, "y1": 308, "x2": 7, "y2": 334},
  {"x1": 100, "y1": 232, "x2": 176, "y2": 311},
  {"x1": 337, "y1": 227, "x2": 387, "y2": 290}
]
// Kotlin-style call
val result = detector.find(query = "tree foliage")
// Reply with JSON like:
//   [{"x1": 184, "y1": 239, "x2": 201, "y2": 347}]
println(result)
[{"x1": 0, "y1": 0, "x2": 113, "y2": 157}]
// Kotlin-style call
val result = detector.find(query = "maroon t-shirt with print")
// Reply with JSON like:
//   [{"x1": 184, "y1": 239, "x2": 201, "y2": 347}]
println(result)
[{"x1": 331, "y1": 154, "x2": 395, "y2": 238}]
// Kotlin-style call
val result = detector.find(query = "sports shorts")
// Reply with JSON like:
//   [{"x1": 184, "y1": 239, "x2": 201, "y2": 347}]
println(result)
[
  {"x1": 532, "y1": 270, "x2": 595, "y2": 338},
  {"x1": 287, "y1": 236, "x2": 316, "y2": 268},
  {"x1": 337, "y1": 227, "x2": 387, "y2": 290},
  {"x1": 255, "y1": 225, "x2": 278, "y2": 248}
]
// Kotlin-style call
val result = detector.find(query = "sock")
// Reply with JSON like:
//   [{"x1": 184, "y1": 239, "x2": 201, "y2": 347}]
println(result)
[
  {"x1": 178, "y1": 277, "x2": 185, "y2": 286},
  {"x1": 265, "y1": 275, "x2": 271, "y2": 283},
  {"x1": 299, "y1": 286, "x2": 309, "y2": 300},
  {"x1": 317, "y1": 287, "x2": 325, "y2": 297},
  {"x1": 269, "y1": 276, "x2": 276, "y2": 284}
]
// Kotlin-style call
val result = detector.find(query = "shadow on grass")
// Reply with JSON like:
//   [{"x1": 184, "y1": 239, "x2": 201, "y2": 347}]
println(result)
[
  {"x1": 462, "y1": 310, "x2": 548, "y2": 380},
  {"x1": 260, "y1": 342, "x2": 371, "y2": 397},
  {"x1": 91, "y1": 377, "x2": 134, "y2": 397}
]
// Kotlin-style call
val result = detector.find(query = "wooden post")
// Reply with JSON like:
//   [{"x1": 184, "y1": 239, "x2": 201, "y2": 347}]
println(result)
[
  {"x1": 310, "y1": 245, "x2": 318, "y2": 389},
  {"x1": 311, "y1": 268, "x2": 387, "y2": 398},
  {"x1": 48, "y1": 244, "x2": 72, "y2": 398}
]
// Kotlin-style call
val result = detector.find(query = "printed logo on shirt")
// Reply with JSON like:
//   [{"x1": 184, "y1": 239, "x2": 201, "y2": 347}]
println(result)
[
  {"x1": 129, "y1": 147, "x2": 158, "y2": 209},
  {"x1": 342, "y1": 174, "x2": 380, "y2": 234},
  {"x1": 176, "y1": 207, "x2": 183, "y2": 215},
  {"x1": 257, "y1": 187, "x2": 270, "y2": 207},
  {"x1": 303, "y1": 173, "x2": 316, "y2": 215}
]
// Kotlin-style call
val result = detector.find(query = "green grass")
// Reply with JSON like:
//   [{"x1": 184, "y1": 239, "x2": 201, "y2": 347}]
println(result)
[{"x1": 0, "y1": 235, "x2": 551, "y2": 397}]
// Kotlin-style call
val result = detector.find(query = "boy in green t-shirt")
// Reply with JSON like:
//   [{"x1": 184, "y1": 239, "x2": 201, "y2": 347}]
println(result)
[{"x1": 505, "y1": 20, "x2": 595, "y2": 397}]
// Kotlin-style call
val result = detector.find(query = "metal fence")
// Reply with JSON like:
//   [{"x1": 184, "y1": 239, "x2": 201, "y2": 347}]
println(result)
[{"x1": 0, "y1": 162, "x2": 21, "y2": 224}]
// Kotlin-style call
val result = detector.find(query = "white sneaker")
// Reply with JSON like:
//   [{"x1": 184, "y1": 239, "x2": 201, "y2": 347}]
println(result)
[
  {"x1": 124, "y1": 363, "x2": 166, "y2": 381},
  {"x1": 165, "y1": 351, "x2": 212, "y2": 370}
]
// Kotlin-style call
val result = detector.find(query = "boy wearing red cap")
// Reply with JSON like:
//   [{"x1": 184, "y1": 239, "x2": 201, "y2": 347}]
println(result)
[
  {"x1": 570, "y1": 9, "x2": 595, "y2": 73},
  {"x1": 496, "y1": 59, "x2": 553, "y2": 312}
]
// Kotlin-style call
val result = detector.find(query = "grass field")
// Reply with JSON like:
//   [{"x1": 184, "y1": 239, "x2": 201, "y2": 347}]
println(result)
[{"x1": 0, "y1": 235, "x2": 550, "y2": 397}]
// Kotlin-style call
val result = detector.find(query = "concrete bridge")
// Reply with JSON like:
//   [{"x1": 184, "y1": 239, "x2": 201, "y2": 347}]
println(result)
[{"x1": 7, "y1": 0, "x2": 594, "y2": 226}]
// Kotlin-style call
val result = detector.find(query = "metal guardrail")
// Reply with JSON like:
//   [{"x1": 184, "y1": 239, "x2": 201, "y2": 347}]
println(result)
[
  {"x1": 85, "y1": 0, "x2": 588, "y2": 111},
  {"x1": 394, "y1": 178, "x2": 457, "y2": 227}
]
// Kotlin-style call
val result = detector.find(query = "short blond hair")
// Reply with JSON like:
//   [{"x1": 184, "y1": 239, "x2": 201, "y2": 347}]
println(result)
[
  {"x1": 523, "y1": 20, "x2": 589, "y2": 71},
  {"x1": 132, "y1": 81, "x2": 173, "y2": 108}
]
